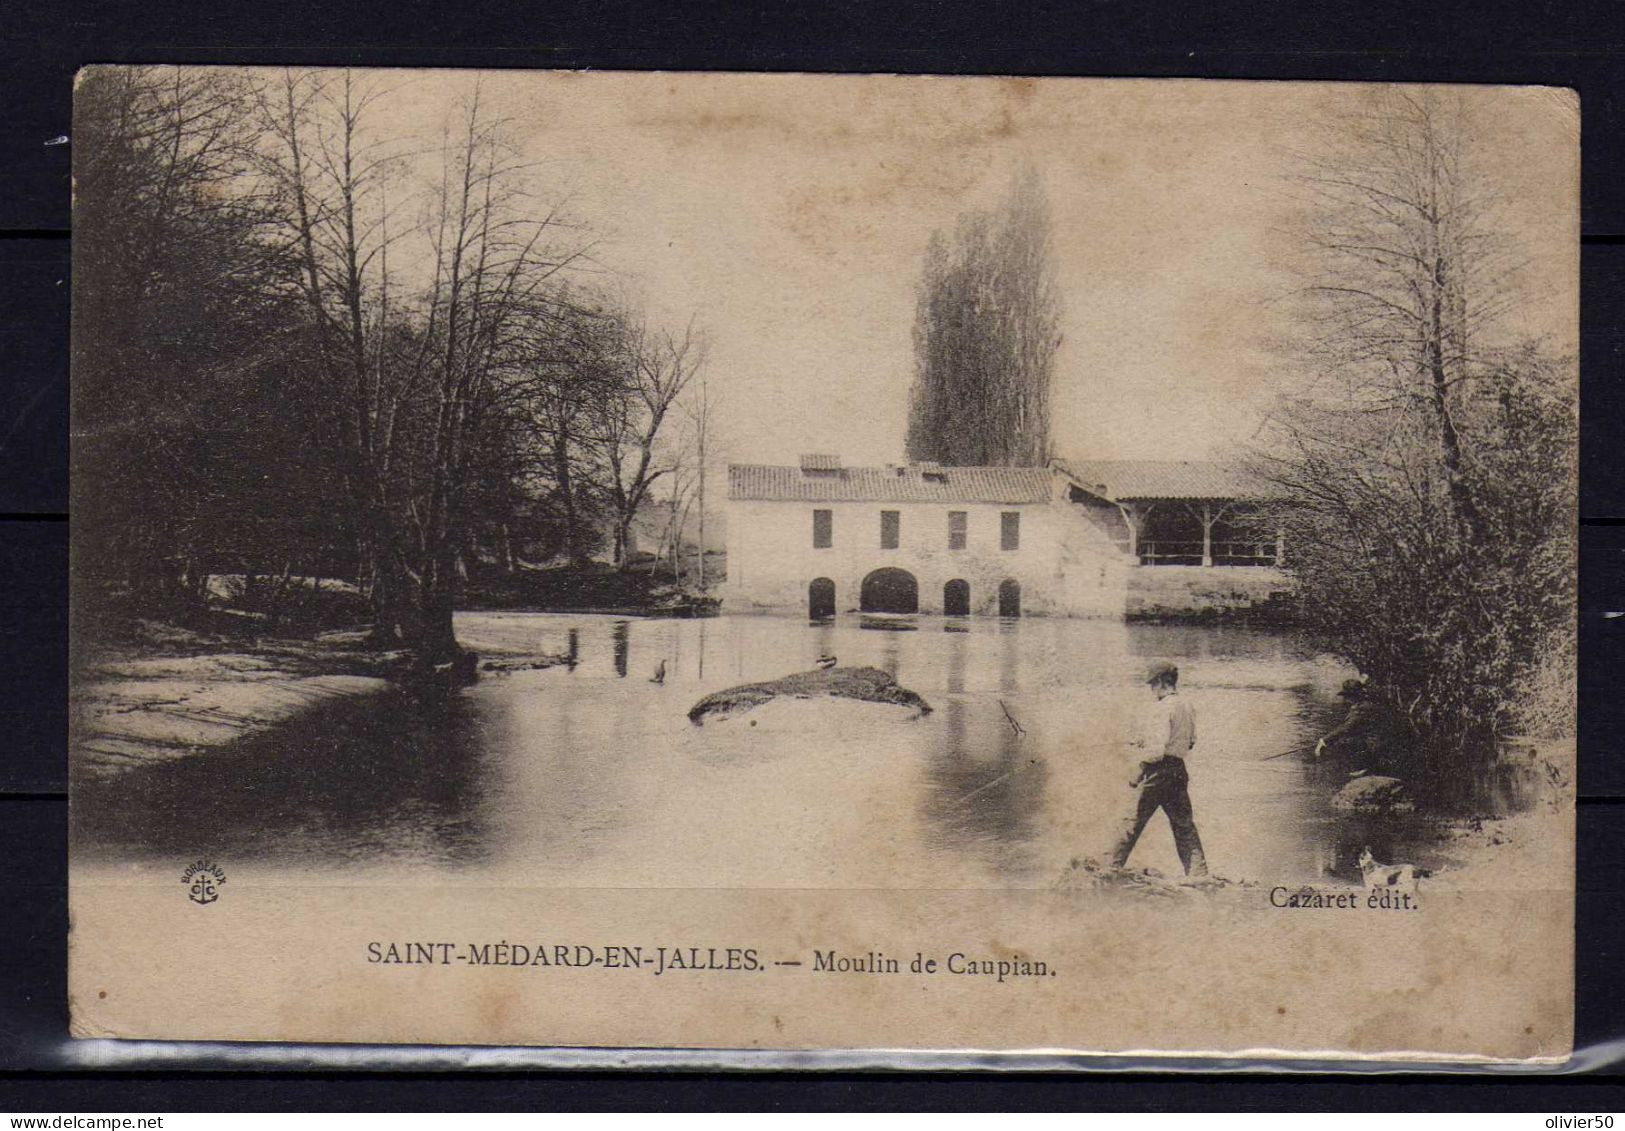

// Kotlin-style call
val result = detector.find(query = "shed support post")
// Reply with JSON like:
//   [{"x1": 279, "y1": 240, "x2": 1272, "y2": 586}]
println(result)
[{"x1": 1113, "y1": 502, "x2": 1140, "y2": 562}]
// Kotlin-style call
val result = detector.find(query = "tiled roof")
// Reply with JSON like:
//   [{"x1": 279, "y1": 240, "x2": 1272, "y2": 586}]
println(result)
[
  {"x1": 1054, "y1": 458, "x2": 1275, "y2": 501},
  {"x1": 728, "y1": 464, "x2": 1054, "y2": 503},
  {"x1": 729, "y1": 460, "x2": 1275, "y2": 504}
]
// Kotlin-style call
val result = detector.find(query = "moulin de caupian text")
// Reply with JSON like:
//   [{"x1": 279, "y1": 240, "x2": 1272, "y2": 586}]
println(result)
[{"x1": 365, "y1": 942, "x2": 1055, "y2": 982}]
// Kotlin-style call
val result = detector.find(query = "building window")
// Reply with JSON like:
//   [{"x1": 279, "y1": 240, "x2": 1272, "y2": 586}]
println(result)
[
  {"x1": 812, "y1": 509, "x2": 832, "y2": 549},
  {"x1": 947, "y1": 510, "x2": 967, "y2": 550},
  {"x1": 880, "y1": 510, "x2": 900, "y2": 550},
  {"x1": 1001, "y1": 511, "x2": 1020, "y2": 551}
]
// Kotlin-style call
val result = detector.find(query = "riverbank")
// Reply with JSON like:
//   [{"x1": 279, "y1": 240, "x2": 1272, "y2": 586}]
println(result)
[
  {"x1": 71, "y1": 617, "x2": 570, "y2": 778},
  {"x1": 72, "y1": 628, "x2": 393, "y2": 778},
  {"x1": 460, "y1": 556, "x2": 724, "y2": 617},
  {"x1": 1124, "y1": 565, "x2": 1297, "y2": 623},
  {"x1": 1424, "y1": 801, "x2": 1572, "y2": 894},
  {"x1": 1423, "y1": 738, "x2": 1575, "y2": 894}
]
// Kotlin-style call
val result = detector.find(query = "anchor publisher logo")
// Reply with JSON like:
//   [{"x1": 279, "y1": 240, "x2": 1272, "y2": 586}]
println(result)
[{"x1": 181, "y1": 859, "x2": 227, "y2": 905}]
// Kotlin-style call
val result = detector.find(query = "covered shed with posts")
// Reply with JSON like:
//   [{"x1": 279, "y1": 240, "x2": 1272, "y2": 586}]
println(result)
[{"x1": 1053, "y1": 458, "x2": 1284, "y2": 568}]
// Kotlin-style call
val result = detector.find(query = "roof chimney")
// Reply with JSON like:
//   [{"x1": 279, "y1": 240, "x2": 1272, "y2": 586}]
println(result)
[{"x1": 799, "y1": 453, "x2": 841, "y2": 475}]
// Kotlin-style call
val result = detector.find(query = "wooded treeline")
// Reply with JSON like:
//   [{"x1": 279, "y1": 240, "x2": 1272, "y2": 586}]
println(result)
[
  {"x1": 1256, "y1": 88, "x2": 1576, "y2": 796},
  {"x1": 73, "y1": 66, "x2": 707, "y2": 661}
]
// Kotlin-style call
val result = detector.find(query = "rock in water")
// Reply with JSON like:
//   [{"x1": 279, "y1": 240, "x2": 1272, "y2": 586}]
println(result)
[
  {"x1": 1332, "y1": 774, "x2": 1414, "y2": 814},
  {"x1": 688, "y1": 665, "x2": 931, "y2": 725}
]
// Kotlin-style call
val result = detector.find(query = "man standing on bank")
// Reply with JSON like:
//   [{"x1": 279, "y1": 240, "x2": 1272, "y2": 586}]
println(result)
[{"x1": 1110, "y1": 660, "x2": 1209, "y2": 878}]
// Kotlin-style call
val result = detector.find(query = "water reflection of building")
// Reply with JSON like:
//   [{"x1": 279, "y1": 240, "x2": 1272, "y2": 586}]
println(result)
[{"x1": 724, "y1": 455, "x2": 1285, "y2": 618}]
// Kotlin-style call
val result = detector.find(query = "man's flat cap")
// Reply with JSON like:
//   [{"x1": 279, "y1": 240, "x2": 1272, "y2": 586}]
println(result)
[{"x1": 1145, "y1": 660, "x2": 1179, "y2": 684}]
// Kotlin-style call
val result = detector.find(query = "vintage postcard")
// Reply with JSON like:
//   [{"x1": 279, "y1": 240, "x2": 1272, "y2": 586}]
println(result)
[{"x1": 67, "y1": 68, "x2": 1577, "y2": 1061}]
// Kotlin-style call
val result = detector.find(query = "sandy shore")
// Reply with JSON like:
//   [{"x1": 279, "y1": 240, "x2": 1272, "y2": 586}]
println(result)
[
  {"x1": 72, "y1": 643, "x2": 393, "y2": 778},
  {"x1": 1425, "y1": 801, "x2": 1574, "y2": 894},
  {"x1": 71, "y1": 619, "x2": 571, "y2": 778},
  {"x1": 1424, "y1": 738, "x2": 1575, "y2": 893}
]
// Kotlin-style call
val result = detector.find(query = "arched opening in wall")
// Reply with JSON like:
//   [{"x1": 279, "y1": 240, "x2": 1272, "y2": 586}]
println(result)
[
  {"x1": 943, "y1": 578, "x2": 970, "y2": 617},
  {"x1": 808, "y1": 577, "x2": 836, "y2": 620},
  {"x1": 860, "y1": 567, "x2": 919, "y2": 614},
  {"x1": 998, "y1": 579, "x2": 1022, "y2": 618}
]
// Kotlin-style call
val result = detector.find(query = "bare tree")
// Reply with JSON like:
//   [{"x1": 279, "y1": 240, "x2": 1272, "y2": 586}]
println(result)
[
  {"x1": 1280, "y1": 88, "x2": 1524, "y2": 539},
  {"x1": 79, "y1": 66, "x2": 719, "y2": 663},
  {"x1": 662, "y1": 456, "x2": 697, "y2": 582},
  {"x1": 259, "y1": 70, "x2": 587, "y2": 663},
  {"x1": 1254, "y1": 87, "x2": 1576, "y2": 796},
  {"x1": 508, "y1": 298, "x2": 625, "y2": 565},
  {"x1": 592, "y1": 312, "x2": 707, "y2": 568},
  {"x1": 688, "y1": 370, "x2": 715, "y2": 590},
  {"x1": 905, "y1": 168, "x2": 1060, "y2": 467},
  {"x1": 659, "y1": 369, "x2": 719, "y2": 587},
  {"x1": 256, "y1": 68, "x2": 420, "y2": 642},
  {"x1": 408, "y1": 86, "x2": 589, "y2": 661}
]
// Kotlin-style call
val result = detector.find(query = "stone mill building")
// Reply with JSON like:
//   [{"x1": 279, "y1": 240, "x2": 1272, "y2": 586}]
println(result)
[{"x1": 723, "y1": 454, "x2": 1286, "y2": 619}]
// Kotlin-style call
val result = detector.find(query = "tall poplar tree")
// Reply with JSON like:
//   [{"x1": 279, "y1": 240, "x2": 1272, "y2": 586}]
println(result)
[{"x1": 905, "y1": 169, "x2": 1061, "y2": 467}]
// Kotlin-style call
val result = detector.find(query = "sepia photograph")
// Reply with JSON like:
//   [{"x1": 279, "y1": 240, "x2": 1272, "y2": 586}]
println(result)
[{"x1": 66, "y1": 68, "x2": 1577, "y2": 1060}]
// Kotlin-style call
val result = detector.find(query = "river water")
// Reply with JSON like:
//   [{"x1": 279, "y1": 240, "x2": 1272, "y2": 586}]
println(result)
[{"x1": 75, "y1": 613, "x2": 1425, "y2": 888}]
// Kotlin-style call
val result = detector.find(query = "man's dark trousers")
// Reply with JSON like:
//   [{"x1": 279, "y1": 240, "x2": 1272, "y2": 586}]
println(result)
[{"x1": 1111, "y1": 756, "x2": 1208, "y2": 876}]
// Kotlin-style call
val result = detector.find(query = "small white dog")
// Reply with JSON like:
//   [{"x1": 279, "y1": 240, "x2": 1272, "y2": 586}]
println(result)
[{"x1": 1357, "y1": 846, "x2": 1430, "y2": 892}]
